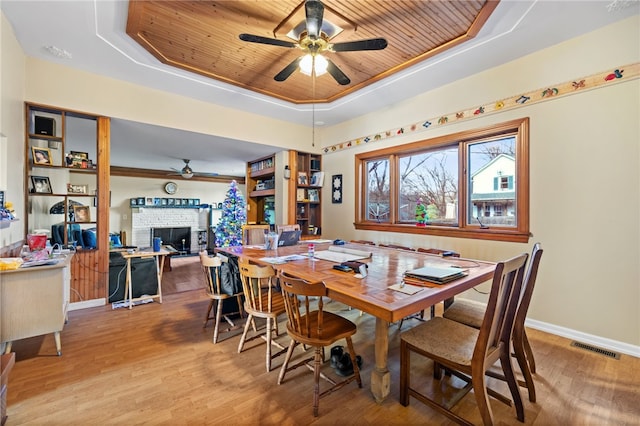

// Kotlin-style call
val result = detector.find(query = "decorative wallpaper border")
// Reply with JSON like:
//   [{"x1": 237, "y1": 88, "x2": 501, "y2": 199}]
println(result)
[{"x1": 323, "y1": 62, "x2": 639, "y2": 154}]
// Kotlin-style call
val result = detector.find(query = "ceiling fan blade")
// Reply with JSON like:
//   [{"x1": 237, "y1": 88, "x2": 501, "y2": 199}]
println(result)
[
  {"x1": 326, "y1": 59, "x2": 350, "y2": 85},
  {"x1": 331, "y1": 38, "x2": 388, "y2": 52},
  {"x1": 274, "y1": 57, "x2": 303, "y2": 82},
  {"x1": 239, "y1": 33, "x2": 297, "y2": 48},
  {"x1": 194, "y1": 172, "x2": 219, "y2": 177},
  {"x1": 305, "y1": 0, "x2": 324, "y2": 40}
]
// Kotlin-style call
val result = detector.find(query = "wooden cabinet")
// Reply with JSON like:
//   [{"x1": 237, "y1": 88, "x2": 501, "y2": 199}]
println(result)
[
  {"x1": 288, "y1": 151, "x2": 323, "y2": 237},
  {"x1": 24, "y1": 103, "x2": 110, "y2": 304},
  {"x1": 246, "y1": 154, "x2": 276, "y2": 226}
]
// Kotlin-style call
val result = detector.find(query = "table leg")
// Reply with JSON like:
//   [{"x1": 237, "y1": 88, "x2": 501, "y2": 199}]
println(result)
[
  {"x1": 54, "y1": 331, "x2": 62, "y2": 356},
  {"x1": 370, "y1": 317, "x2": 391, "y2": 403},
  {"x1": 126, "y1": 258, "x2": 133, "y2": 309},
  {"x1": 156, "y1": 255, "x2": 164, "y2": 303}
]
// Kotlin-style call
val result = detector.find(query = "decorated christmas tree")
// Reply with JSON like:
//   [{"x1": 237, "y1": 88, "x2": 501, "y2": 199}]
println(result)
[{"x1": 214, "y1": 180, "x2": 246, "y2": 247}]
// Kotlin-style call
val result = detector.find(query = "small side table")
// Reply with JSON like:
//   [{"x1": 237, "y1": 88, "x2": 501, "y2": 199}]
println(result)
[{"x1": 122, "y1": 248, "x2": 170, "y2": 309}]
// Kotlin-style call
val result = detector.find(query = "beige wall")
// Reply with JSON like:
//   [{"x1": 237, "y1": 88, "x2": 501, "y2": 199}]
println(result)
[
  {"x1": 2, "y1": 10, "x2": 638, "y2": 353},
  {"x1": 320, "y1": 16, "x2": 640, "y2": 349},
  {"x1": 0, "y1": 13, "x2": 26, "y2": 248}
]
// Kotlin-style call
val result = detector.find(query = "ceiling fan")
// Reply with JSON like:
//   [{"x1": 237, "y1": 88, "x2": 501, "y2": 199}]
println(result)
[
  {"x1": 239, "y1": 0, "x2": 387, "y2": 85},
  {"x1": 169, "y1": 159, "x2": 218, "y2": 179}
]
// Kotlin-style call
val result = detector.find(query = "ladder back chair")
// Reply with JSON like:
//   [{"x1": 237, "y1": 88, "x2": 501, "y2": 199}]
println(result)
[
  {"x1": 241, "y1": 224, "x2": 270, "y2": 246},
  {"x1": 400, "y1": 253, "x2": 529, "y2": 426},
  {"x1": 200, "y1": 252, "x2": 244, "y2": 344},
  {"x1": 443, "y1": 243, "x2": 543, "y2": 402},
  {"x1": 277, "y1": 271, "x2": 362, "y2": 417},
  {"x1": 237, "y1": 259, "x2": 288, "y2": 372},
  {"x1": 276, "y1": 224, "x2": 300, "y2": 234}
]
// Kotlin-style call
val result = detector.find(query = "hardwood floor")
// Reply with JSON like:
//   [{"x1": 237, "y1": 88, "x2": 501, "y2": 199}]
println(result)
[
  {"x1": 161, "y1": 255, "x2": 203, "y2": 295},
  {"x1": 6, "y1": 277, "x2": 640, "y2": 424}
]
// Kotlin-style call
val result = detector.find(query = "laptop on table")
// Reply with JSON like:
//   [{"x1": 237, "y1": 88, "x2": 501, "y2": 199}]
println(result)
[{"x1": 278, "y1": 230, "x2": 301, "y2": 247}]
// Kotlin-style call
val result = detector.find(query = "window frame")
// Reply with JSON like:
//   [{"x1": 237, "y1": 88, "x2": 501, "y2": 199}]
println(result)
[{"x1": 354, "y1": 118, "x2": 530, "y2": 243}]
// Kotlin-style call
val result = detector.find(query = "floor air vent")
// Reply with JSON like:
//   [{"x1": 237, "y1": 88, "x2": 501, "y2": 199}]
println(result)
[{"x1": 570, "y1": 341, "x2": 620, "y2": 359}]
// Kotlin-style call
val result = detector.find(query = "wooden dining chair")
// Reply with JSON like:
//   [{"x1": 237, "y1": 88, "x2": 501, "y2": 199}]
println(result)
[
  {"x1": 443, "y1": 243, "x2": 543, "y2": 402},
  {"x1": 379, "y1": 243, "x2": 415, "y2": 251},
  {"x1": 241, "y1": 224, "x2": 270, "y2": 245},
  {"x1": 276, "y1": 224, "x2": 300, "y2": 234},
  {"x1": 277, "y1": 271, "x2": 362, "y2": 417},
  {"x1": 237, "y1": 259, "x2": 288, "y2": 372},
  {"x1": 400, "y1": 253, "x2": 529, "y2": 425},
  {"x1": 200, "y1": 252, "x2": 244, "y2": 344},
  {"x1": 349, "y1": 239, "x2": 375, "y2": 245}
]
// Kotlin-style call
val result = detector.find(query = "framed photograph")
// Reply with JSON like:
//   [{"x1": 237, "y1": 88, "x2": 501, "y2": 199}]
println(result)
[
  {"x1": 153, "y1": 197, "x2": 161, "y2": 206},
  {"x1": 130, "y1": 198, "x2": 138, "y2": 207},
  {"x1": 182, "y1": 198, "x2": 188, "y2": 206},
  {"x1": 161, "y1": 198, "x2": 168, "y2": 206},
  {"x1": 0, "y1": 190, "x2": 4, "y2": 209},
  {"x1": 167, "y1": 198, "x2": 175, "y2": 206},
  {"x1": 308, "y1": 189, "x2": 319, "y2": 202},
  {"x1": 70, "y1": 151, "x2": 88, "y2": 160},
  {"x1": 310, "y1": 171, "x2": 324, "y2": 187},
  {"x1": 137, "y1": 197, "x2": 145, "y2": 206},
  {"x1": 297, "y1": 172, "x2": 308, "y2": 186},
  {"x1": 67, "y1": 183, "x2": 88, "y2": 194},
  {"x1": 296, "y1": 188, "x2": 306, "y2": 201},
  {"x1": 73, "y1": 205, "x2": 91, "y2": 223},
  {"x1": 175, "y1": 198, "x2": 182, "y2": 206},
  {"x1": 146, "y1": 197, "x2": 154, "y2": 205},
  {"x1": 31, "y1": 176, "x2": 52, "y2": 194},
  {"x1": 32, "y1": 147, "x2": 52, "y2": 165}
]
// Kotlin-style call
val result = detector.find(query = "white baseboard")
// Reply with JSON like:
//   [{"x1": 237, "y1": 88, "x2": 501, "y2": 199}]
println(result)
[
  {"x1": 69, "y1": 298, "x2": 105, "y2": 311},
  {"x1": 452, "y1": 297, "x2": 639, "y2": 359},
  {"x1": 525, "y1": 318, "x2": 640, "y2": 358}
]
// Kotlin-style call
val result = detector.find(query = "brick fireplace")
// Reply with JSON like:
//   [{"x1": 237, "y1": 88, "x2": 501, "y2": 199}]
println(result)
[{"x1": 131, "y1": 208, "x2": 208, "y2": 254}]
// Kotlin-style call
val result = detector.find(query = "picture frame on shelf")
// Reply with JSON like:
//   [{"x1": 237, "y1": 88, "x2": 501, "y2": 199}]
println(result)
[
  {"x1": 31, "y1": 176, "x2": 52, "y2": 194},
  {"x1": 308, "y1": 189, "x2": 319, "y2": 202},
  {"x1": 32, "y1": 147, "x2": 52, "y2": 165},
  {"x1": 297, "y1": 172, "x2": 308, "y2": 186},
  {"x1": 130, "y1": 198, "x2": 138, "y2": 207},
  {"x1": 296, "y1": 188, "x2": 306, "y2": 201},
  {"x1": 146, "y1": 197, "x2": 154, "y2": 205},
  {"x1": 161, "y1": 198, "x2": 168, "y2": 206},
  {"x1": 73, "y1": 205, "x2": 91, "y2": 223},
  {"x1": 67, "y1": 183, "x2": 88, "y2": 194},
  {"x1": 137, "y1": 197, "x2": 145, "y2": 206},
  {"x1": 0, "y1": 190, "x2": 4, "y2": 209},
  {"x1": 310, "y1": 171, "x2": 324, "y2": 187}
]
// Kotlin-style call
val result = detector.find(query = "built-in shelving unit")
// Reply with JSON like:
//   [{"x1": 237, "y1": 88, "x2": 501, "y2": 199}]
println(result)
[
  {"x1": 246, "y1": 154, "x2": 276, "y2": 225},
  {"x1": 24, "y1": 102, "x2": 110, "y2": 304},
  {"x1": 288, "y1": 151, "x2": 323, "y2": 237}
]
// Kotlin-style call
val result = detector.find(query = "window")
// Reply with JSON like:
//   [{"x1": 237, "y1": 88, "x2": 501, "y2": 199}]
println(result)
[{"x1": 355, "y1": 118, "x2": 529, "y2": 242}]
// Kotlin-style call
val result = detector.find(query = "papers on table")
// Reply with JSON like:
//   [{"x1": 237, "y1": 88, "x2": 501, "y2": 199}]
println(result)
[
  {"x1": 313, "y1": 246, "x2": 373, "y2": 263},
  {"x1": 259, "y1": 254, "x2": 308, "y2": 264}
]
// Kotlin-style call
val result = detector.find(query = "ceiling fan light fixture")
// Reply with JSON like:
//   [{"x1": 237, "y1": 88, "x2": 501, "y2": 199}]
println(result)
[{"x1": 300, "y1": 54, "x2": 328, "y2": 76}]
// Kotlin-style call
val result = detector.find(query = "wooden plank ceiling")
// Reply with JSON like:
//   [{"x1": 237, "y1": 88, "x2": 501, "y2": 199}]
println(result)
[{"x1": 127, "y1": 0, "x2": 498, "y2": 104}]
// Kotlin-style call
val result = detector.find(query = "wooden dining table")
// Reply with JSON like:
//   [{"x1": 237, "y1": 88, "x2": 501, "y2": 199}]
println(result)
[{"x1": 216, "y1": 242, "x2": 496, "y2": 402}]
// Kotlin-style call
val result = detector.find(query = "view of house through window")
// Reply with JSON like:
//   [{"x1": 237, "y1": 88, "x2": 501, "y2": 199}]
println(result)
[
  {"x1": 355, "y1": 118, "x2": 529, "y2": 242},
  {"x1": 468, "y1": 137, "x2": 516, "y2": 227}
]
